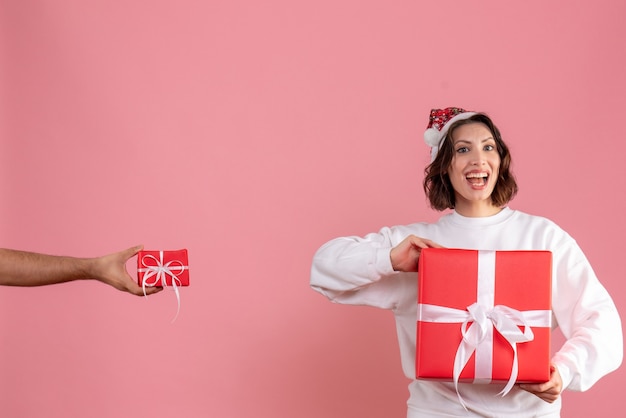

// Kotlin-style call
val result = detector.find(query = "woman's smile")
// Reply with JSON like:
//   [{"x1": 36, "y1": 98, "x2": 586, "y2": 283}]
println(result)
[{"x1": 464, "y1": 170, "x2": 490, "y2": 188}]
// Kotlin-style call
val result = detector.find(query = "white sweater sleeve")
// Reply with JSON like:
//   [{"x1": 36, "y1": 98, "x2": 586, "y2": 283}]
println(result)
[
  {"x1": 310, "y1": 227, "x2": 409, "y2": 310},
  {"x1": 551, "y1": 240, "x2": 623, "y2": 391}
]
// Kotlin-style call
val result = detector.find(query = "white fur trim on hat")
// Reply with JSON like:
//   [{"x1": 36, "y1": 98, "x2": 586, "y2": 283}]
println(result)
[{"x1": 424, "y1": 111, "x2": 478, "y2": 162}]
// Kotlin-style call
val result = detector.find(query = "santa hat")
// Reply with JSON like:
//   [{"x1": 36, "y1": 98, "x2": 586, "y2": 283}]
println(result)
[{"x1": 424, "y1": 107, "x2": 477, "y2": 161}]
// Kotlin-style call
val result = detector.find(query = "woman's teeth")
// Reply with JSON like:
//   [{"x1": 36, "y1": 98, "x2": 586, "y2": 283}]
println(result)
[{"x1": 466, "y1": 173, "x2": 488, "y2": 185}]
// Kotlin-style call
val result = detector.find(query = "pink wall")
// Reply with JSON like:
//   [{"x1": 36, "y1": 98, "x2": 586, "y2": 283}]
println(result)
[{"x1": 1, "y1": 1, "x2": 623, "y2": 417}]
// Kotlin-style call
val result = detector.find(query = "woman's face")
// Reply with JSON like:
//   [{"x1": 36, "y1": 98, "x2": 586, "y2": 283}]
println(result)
[{"x1": 447, "y1": 122, "x2": 501, "y2": 216}]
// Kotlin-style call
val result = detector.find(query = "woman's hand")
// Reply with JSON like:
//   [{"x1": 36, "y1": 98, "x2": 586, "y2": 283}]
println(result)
[
  {"x1": 389, "y1": 235, "x2": 442, "y2": 272},
  {"x1": 519, "y1": 364, "x2": 562, "y2": 403}
]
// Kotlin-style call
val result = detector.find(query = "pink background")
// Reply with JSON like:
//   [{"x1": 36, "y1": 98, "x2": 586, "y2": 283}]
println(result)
[{"x1": 1, "y1": 1, "x2": 624, "y2": 417}]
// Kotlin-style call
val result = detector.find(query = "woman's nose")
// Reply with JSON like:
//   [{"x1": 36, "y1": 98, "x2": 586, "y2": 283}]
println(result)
[{"x1": 471, "y1": 152, "x2": 486, "y2": 165}]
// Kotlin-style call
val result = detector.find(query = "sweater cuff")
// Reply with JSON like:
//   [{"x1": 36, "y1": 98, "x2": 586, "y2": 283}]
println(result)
[
  {"x1": 375, "y1": 247, "x2": 396, "y2": 276},
  {"x1": 553, "y1": 361, "x2": 573, "y2": 391}
]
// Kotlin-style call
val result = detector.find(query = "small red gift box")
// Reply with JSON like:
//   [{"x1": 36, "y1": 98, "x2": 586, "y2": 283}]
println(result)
[
  {"x1": 416, "y1": 248, "x2": 552, "y2": 393},
  {"x1": 137, "y1": 249, "x2": 189, "y2": 288}
]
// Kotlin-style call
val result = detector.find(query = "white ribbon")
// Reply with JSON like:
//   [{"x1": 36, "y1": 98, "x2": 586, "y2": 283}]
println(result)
[
  {"x1": 138, "y1": 251, "x2": 188, "y2": 322},
  {"x1": 417, "y1": 250, "x2": 551, "y2": 409}
]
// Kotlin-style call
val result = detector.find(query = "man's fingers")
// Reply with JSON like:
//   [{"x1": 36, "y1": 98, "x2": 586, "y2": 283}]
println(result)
[{"x1": 124, "y1": 244, "x2": 144, "y2": 260}]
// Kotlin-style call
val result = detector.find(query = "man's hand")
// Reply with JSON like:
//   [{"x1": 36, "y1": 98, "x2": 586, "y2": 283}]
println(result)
[{"x1": 93, "y1": 245, "x2": 163, "y2": 296}]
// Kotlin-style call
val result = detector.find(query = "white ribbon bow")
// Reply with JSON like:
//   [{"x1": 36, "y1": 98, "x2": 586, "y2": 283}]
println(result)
[
  {"x1": 419, "y1": 303, "x2": 550, "y2": 408},
  {"x1": 138, "y1": 251, "x2": 188, "y2": 322}
]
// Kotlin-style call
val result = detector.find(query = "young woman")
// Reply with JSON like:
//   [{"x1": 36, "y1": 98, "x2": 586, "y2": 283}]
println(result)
[{"x1": 310, "y1": 108, "x2": 622, "y2": 417}]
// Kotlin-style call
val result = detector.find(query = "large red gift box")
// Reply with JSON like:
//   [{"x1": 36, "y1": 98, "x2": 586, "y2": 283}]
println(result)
[
  {"x1": 137, "y1": 249, "x2": 189, "y2": 288},
  {"x1": 416, "y1": 248, "x2": 552, "y2": 392}
]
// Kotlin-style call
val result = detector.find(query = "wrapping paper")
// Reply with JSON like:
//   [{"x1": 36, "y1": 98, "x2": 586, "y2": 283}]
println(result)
[
  {"x1": 137, "y1": 249, "x2": 189, "y2": 322},
  {"x1": 416, "y1": 248, "x2": 552, "y2": 403}
]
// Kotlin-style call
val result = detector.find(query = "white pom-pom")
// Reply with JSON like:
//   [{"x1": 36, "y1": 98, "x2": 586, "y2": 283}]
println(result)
[{"x1": 424, "y1": 128, "x2": 441, "y2": 147}]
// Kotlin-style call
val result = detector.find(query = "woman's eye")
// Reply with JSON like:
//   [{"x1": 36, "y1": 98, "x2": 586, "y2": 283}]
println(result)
[
  {"x1": 456, "y1": 147, "x2": 469, "y2": 153},
  {"x1": 484, "y1": 145, "x2": 495, "y2": 151}
]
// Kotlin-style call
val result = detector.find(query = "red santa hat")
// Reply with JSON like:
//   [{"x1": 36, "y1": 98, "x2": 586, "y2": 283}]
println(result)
[{"x1": 424, "y1": 107, "x2": 477, "y2": 162}]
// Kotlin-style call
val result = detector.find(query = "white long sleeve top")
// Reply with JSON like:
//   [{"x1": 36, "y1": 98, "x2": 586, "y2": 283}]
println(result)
[{"x1": 310, "y1": 207, "x2": 622, "y2": 417}]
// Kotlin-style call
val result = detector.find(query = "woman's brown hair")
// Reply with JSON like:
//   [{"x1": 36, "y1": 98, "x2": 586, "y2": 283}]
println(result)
[{"x1": 422, "y1": 113, "x2": 518, "y2": 211}]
